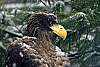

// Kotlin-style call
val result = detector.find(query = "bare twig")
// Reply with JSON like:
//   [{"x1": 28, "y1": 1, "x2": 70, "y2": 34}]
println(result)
[
  {"x1": 40, "y1": 0, "x2": 48, "y2": 7},
  {"x1": 47, "y1": 0, "x2": 51, "y2": 7}
]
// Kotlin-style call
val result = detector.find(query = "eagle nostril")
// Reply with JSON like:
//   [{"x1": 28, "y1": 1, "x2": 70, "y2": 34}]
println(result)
[{"x1": 60, "y1": 28, "x2": 63, "y2": 29}]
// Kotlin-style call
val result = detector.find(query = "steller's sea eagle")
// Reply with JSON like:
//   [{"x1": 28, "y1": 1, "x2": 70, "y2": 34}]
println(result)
[{"x1": 6, "y1": 13, "x2": 71, "y2": 67}]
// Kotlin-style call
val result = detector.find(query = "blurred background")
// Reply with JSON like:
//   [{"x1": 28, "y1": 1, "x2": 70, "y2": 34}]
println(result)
[{"x1": 0, "y1": 0, "x2": 100, "y2": 67}]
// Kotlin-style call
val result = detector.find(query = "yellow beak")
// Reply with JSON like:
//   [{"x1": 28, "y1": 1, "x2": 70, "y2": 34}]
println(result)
[{"x1": 50, "y1": 24, "x2": 67, "y2": 40}]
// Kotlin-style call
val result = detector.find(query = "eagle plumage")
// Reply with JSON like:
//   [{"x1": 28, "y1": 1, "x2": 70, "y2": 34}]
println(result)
[{"x1": 6, "y1": 13, "x2": 71, "y2": 67}]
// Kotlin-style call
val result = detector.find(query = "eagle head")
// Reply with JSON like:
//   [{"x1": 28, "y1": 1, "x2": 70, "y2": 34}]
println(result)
[{"x1": 26, "y1": 12, "x2": 67, "y2": 40}]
